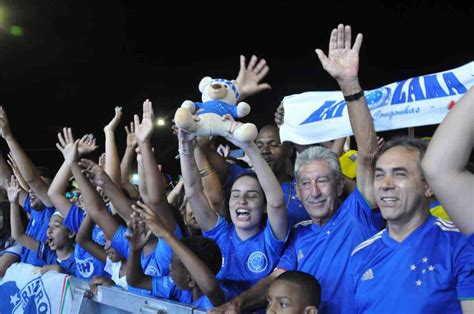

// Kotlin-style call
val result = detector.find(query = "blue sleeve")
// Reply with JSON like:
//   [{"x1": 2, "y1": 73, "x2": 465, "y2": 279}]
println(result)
[
  {"x1": 23, "y1": 195, "x2": 32, "y2": 214},
  {"x1": 454, "y1": 237, "x2": 474, "y2": 300},
  {"x1": 151, "y1": 276, "x2": 180, "y2": 299},
  {"x1": 264, "y1": 221, "x2": 289, "y2": 256},
  {"x1": 202, "y1": 216, "x2": 231, "y2": 245},
  {"x1": 63, "y1": 204, "x2": 84, "y2": 233},
  {"x1": 195, "y1": 102, "x2": 203, "y2": 111},
  {"x1": 111, "y1": 225, "x2": 130, "y2": 259},
  {"x1": 276, "y1": 232, "x2": 298, "y2": 271},
  {"x1": 153, "y1": 225, "x2": 183, "y2": 275},
  {"x1": 345, "y1": 189, "x2": 384, "y2": 232}
]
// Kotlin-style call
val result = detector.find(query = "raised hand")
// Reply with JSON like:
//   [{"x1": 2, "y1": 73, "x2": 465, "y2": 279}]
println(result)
[
  {"x1": 315, "y1": 24, "x2": 362, "y2": 82},
  {"x1": 131, "y1": 201, "x2": 169, "y2": 238},
  {"x1": 126, "y1": 211, "x2": 152, "y2": 251},
  {"x1": 6, "y1": 152, "x2": 30, "y2": 191},
  {"x1": 274, "y1": 101, "x2": 284, "y2": 128},
  {"x1": 220, "y1": 114, "x2": 252, "y2": 150},
  {"x1": 104, "y1": 106, "x2": 123, "y2": 133},
  {"x1": 98, "y1": 153, "x2": 106, "y2": 168},
  {"x1": 78, "y1": 158, "x2": 109, "y2": 187},
  {"x1": 125, "y1": 122, "x2": 137, "y2": 148},
  {"x1": 56, "y1": 128, "x2": 79, "y2": 166},
  {"x1": 0, "y1": 106, "x2": 13, "y2": 139},
  {"x1": 134, "y1": 99, "x2": 155, "y2": 143},
  {"x1": 77, "y1": 133, "x2": 98, "y2": 156},
  {"x1": 236, "y1": 55, "x2": 271, "y2": 100},
  {"x1": 6, "y1": 175, "x2": 21, "y2": 203}
]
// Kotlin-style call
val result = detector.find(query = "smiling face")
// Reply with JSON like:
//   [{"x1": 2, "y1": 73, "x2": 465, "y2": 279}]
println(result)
[
  {"x1": 374, "y1": 146, "x2": 430, "y2": 223},
  {"x1": 296, "y1": 160, "x2": 342, "y2": 225},
  {"x1": 229, "y1": 175, "x2": 265, "y2": 234},
  {"x1": 267, "y1": 280, "x2": 317, "y2": 314},
  {"x1": 46, "y1": 215, "x2": 73, "y2": 251}
]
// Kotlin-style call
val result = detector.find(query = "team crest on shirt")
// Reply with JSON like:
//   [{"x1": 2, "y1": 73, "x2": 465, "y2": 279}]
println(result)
[
  {"x1": 76, "y1": 257, "x2": 95, "y2": 278},
  {"x1": 408, "y1": 256, "x2": 437, "y2": 287},
  {"x1": 144, "y1": 265, "x2": 160, "y2": 277},
  {"x1": 247, "y1": 251, "x2": 268, "y2": 273}
]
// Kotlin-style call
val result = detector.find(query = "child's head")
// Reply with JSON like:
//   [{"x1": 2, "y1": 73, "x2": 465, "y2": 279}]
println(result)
[
  {"x1": 229, "y1": 172, "x2": 266, "y2": 232},
  {"x1": 46, "y1": 212, "x2": 75, "y2": 251},
  {"x1": 169, "y1": 236, "x2": 221, "y2": 290},
  {"x1": 267, "y1": 271, "x2": 321, "y2": 314}
]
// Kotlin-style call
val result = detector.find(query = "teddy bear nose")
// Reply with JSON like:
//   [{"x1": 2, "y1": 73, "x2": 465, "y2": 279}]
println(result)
[{"x1": 211, "y1": 84, "x2": 222, "y2": 90}]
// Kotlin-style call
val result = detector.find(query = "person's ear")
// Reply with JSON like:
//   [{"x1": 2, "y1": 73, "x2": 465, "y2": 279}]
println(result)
[
  {"x1": 424, "y1": 183, "x2": 434, "y2": 199},
  {"x1": 187, "y1": 274, "x2": 195, "y2": 289},
  {"x1": 304, "y1": 305, "x2": 318, "y2": 314}
]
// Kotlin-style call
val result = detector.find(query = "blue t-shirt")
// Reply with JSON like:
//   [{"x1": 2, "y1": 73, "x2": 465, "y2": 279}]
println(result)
[
  {"x1": 350, "y1": 215, "x2": 474, "y2": 314},
  {"x1": 195, "y1": 100, "x2": 239, "y2": 118},
  {"x1": 203, "y1": 216, "x2": 288, "y2": 299},
  {"x1": 63, "y1": 204, "x2": 109, "y2": 280},
  {"x1": 21, "y1": 196, "x2": 56, "y2": 266},
  {"x1": 277, "y1": 189, "x2": 382, "y2": 314},
  {"x1": 224, "y1": 163, "x2": 310, "y2": 227},
  {"x1": 37, "y1": 241, "x2": 76, "y2": 275},
  {"x1": 151, "y1": 276, "x2": 214, "y2": 310},
  {"x1": 111, "y1": 224, "x2": 182, "y2": 296}
]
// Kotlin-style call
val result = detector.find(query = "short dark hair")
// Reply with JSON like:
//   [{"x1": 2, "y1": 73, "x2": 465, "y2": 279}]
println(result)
[
  {"x1": 375, "y1": 137, "x2": 428, "y2": 176},
  {"x1": 274, "y1": 271, "x2": 321, "y2": 308},
  {"x1": 181, "y1": 236, "x2": 222, "y2": 275}
]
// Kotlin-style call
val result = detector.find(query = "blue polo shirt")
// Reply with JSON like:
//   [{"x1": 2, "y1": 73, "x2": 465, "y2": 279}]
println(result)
[
  {"x1": 21, "y1": 196, "x2": 55, "y2": 266},
  {"x1": 63, "y1": 204, "x2": 109, "y2": 280},
  {"x1": 203, "y1": 216, "x2": 288, "y2": 299},
  {"x1": 350, "y1": 215, "x2": 474, "y2": 314},
  {"x1": 224, "y1": 163, "x2": 309, "y2": 227},
  {"x1": 276, "y1": 189, "x2": 382, "y2": 314},
  {"x1": 37, "y1": 241, "x2": 76, "y2": 275},
  {"x1": 111, "y1": 224, "x2": 182, "y2": 296}
]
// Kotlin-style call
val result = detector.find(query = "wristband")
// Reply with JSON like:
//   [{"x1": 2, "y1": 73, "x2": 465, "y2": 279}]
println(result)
[{"x1": 343, "y1": 90, "x2": 364, "y2": 102}]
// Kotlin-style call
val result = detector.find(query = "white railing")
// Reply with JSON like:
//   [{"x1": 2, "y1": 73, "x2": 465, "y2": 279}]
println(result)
[{"x1": 68, "y1": 277, "x2": 207, "y2": 314}]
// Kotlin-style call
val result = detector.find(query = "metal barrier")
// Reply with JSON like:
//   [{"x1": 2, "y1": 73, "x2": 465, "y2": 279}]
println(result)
[{"x1": 68, "y1": 277, "x2": 207, "y2": 314}]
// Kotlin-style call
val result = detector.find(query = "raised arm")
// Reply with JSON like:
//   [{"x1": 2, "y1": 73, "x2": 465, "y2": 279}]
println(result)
[
  {"x1": 0, "y1": 106, "x2": 53, "y2": 207},
  {"x1": 0, "y1": 149, "x2": 27, "y2": 205},
  {"x1": 76, "y1": 214, "x2": 107, "y2": 263},
  {"x1": 7, "y1": 175, "x2": 39, "y2": 252},
  {"x1": 226, "y1": 125, "x2": 287, "y2": 240},
  {"x1": 104, "y1": 106, "x2": 123, "y2": 187},
  {"x1": 134, "y1": 100, "x2": 176, "y2": 232},
  {"x1": 316, "y1": 24, "x2": 378, "y2": 207},
  {"x1": 7, "y1": 153, "x2": 30, "y2": 192},
  {"x1": 235, "y1": 55, "x2": 271, "y2": 101},
  {"x1": 79, "y1": 158, "x2": 134, "y2": 224},
  {"x1": 133, "y1": 202, "x2": 225, "y2": 306},
  {"x1": 179, "y1": 130, "x2": 218, "y2": 231},
  {"x1": 120, "y1": 122, "x2": 137, "y2": 185},
  {"x1": 50, "y1": 129, "x2": 97, "y2": 217},
  {"x1": 125, "y1": 214, "x2": 153, "y2": 290},
  {"x1": 194, "y1": 145, "x2": 228, "y2": 218},
  {"x1": 196, "y1": 137, "x2": 232, "y2": 185},
  {"x1": 422, "y1": 87, "x2": 474, "y2": 235}
]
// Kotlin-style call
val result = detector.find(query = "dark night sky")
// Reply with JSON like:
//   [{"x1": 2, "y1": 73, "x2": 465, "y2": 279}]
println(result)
[{"x1": 0, "y1": 0, "x2": 472, "y2": 177}]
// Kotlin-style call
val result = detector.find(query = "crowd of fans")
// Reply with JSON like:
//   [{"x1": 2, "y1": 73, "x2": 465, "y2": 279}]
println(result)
[{"x1": 0, "y1": 24, "x2": 473, "y2": 314}]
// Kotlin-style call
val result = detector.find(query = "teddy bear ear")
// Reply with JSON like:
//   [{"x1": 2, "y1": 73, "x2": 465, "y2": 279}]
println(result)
[{"x1": 199, "y1": 76, "x2": 213, "y2": 93}]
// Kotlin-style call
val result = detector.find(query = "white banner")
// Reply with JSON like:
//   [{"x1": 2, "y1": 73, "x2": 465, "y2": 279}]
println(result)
[
  {"x1": 280, "y1": 62, "x2": 474, "y2": 144},
  {"x1": 0, "y1": 263, "x2": 73, "y2": 314}
]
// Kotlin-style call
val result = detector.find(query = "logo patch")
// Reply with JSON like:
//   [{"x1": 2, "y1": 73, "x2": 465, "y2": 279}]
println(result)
[
  {"x1": 144, "y1": 265, "x2": 160, "y2": 277},
  {"x1": 0, "y1": 277, "x2": 52, "y2": 314},
  {"x1": 76, "y1": 257, "x2": 95, "y2": 278},
  {"x1": 361, "y1": 268, "x2": 374, "y2": 281},
  {"x1": 247, "y1": 251, "x2": 268, "y2": 273}
]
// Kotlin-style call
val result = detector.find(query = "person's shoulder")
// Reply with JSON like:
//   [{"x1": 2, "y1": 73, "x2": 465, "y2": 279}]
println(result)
[
  {"x1": 351, "y1": 229, "x2": 385, "y2": 257},
  {"x1": 429, "y1": 217, "x2": 467, "y2": 244},
  {"x1": 290, "y1": 220, "x2": 314, "y2": 237}
]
